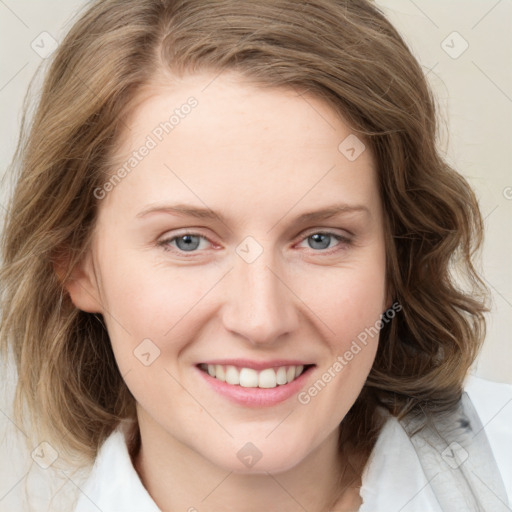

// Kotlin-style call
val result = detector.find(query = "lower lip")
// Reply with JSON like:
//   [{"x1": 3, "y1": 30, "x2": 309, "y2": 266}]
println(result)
[{"x1": 195, "y1": 366, "x2": 314, "y2": 407}]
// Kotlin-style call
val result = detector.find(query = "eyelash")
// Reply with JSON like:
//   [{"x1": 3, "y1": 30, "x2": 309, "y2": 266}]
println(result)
[{"x1": 157, "y1": 230, "x2": 352, "y2": 257}]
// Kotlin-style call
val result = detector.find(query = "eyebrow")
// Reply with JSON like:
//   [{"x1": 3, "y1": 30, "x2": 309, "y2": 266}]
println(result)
[{"x1": 136, "y1": 202, "x2": 370, "y2": 225}]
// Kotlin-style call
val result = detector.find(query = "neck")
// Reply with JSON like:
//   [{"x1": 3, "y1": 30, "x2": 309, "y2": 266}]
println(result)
[{"x1": 132, "y1": 411, "x2": 362, "y2": 512}]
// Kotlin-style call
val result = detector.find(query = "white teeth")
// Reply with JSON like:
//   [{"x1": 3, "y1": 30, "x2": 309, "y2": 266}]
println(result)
[
  {"x1": 276, "y1": 367, "x2": 288, "y2": 385},
  {"x1": 225, "y1": 365, "x2": 240, "y2": 385},
  {"x1": 215, "y1": 364, "x2": 225, "y2": 382},
  {"x1": 201, "y1": 364, "x2": 308, "y2": 388},
  {"x1": 258, "y1": 368, "x2": 277, "y2": 388},
  {"x1": 239, "y1": 368, "x2": 259, "y2": 387}
]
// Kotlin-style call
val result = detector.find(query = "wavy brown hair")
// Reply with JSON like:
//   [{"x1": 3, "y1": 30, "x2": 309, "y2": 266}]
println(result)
[{"x1": 1, "y1": 0, "x2": 487, "y2": 471}]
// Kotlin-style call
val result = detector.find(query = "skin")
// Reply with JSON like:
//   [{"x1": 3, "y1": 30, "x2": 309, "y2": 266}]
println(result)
[{"x1": 66, "y1": 71, "x2": 389, "y2": 512}]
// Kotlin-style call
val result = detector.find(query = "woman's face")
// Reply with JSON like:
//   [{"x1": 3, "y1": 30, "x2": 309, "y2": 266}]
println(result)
[{"x1": 70, "y1": 71, "x2": 388, "y2": 473}]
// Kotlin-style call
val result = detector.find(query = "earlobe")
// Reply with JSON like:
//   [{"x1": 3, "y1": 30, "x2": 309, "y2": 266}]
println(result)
[{"x1": 54, "y1": 251, "x2": 103, "y2": 314}]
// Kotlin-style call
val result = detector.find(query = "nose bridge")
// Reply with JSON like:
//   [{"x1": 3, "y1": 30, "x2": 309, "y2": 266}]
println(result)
[{"x1": 222, "y1": 241, "x2": 297, "y2": 344}]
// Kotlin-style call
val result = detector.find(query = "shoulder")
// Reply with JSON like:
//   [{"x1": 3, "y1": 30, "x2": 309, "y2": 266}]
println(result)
[
  {"x1": 463, "y1": 374, "x2": 512, "y2": 497},
  {"x1": 360, "y1": 374, "x2": 512, "y2": 512},
  {"x1": 360, "y1": 406, "x2": 442, "y2": 511},
  {"x1": 74, "y1": 422, "x2": 160, "y2": 512},
  {"x1": 464, "y1": 373, "x2": 512, "y2": 413}
]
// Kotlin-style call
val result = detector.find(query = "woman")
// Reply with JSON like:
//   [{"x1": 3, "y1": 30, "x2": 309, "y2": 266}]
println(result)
[{"x1": 1, "y1": 0, "x2": 510, "y2": 511}]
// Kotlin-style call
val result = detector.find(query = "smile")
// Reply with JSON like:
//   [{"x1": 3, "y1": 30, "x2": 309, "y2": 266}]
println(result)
[{"x1": 198, "y1": 363, "x2": 313, "y2": 389}]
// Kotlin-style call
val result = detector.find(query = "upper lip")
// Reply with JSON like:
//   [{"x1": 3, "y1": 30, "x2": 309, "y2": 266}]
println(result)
[{"x1": 198, "y1": 359, "x2": 314, "y2": 371}]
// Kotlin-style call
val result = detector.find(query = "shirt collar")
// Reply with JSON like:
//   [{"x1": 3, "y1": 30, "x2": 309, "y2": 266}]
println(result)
[
  {"x1": 75, "y1": 414, "x2": 443, "y2": 512},
  {"x1": 74, "y1": 421, "x2": 160, "y2": 512}
]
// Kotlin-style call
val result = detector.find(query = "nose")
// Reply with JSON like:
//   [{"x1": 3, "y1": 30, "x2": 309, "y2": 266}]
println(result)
[{"x1": 221, "y1": 248, "x2": 299, "y2": 346}]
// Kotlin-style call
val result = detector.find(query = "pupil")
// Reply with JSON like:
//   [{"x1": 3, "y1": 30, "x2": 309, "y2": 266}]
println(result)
[
  {"x1": 310, "y1": 233, "x2": 330, "y2": 250},
  {"x1": 177, "y1": 235, "x2": 200, "y2": 251}
]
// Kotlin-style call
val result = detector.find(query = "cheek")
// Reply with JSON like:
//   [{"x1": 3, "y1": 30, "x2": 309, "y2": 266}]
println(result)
[
  {"x1": 305, "y1": 258, "x2": 387, "y2": 349},
  {"x1": 297, "y1": 252, "x2": 385, "y2": 407},
  {"x1": 96, "y1": 250, "x2": 218, "y2": 369},
  {"x1": 296, "y1": 265, "x2": 384, "y2": 435}
]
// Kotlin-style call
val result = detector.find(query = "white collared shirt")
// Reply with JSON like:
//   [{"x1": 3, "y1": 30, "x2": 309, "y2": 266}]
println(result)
[{"x1": 74, "y1": 375, "x2": 512, "y2": 512}]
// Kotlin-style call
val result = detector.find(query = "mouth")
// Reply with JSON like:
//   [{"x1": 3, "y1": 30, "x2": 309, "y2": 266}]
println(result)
[{"x1": 197, "y1": 363, "x2": 315, "y2": 389}]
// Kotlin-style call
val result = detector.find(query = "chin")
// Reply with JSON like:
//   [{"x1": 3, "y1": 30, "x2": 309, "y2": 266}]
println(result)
[{"x1": 200, "y1": 434, "x2": 316, "y2": 475}]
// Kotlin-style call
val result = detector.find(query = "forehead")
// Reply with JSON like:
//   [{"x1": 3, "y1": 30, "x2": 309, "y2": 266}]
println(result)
[
  {"x1": 118, "y1": 71, "x2": 371, "y2": 157},
  {"x1": 101, "y1": 71, "x2": 380, "y2": 223}
]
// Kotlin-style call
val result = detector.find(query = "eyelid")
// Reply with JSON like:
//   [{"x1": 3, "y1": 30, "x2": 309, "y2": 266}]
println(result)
[
  {"x1": 157, "y1": 229, "x2": 216, "y2": 250},
  {"x1": 158, "y1": 227, "x2": 353, "y2": 255},
  {"x1": 297, "y1": 227, "x2": 353, "y2": 241},
  {"x1": 293, "y1": 229, "x2": 353, "y2": 255}
]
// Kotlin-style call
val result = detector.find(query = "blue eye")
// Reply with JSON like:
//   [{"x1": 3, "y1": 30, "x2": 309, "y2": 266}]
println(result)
[
  {"x1": 297, "y1": 232, "x2": 351, "y2": 252},
  {"x1": 158, "y1": 230, "x2": 351, "y2": 256},
  {"x1": 160, "y1": 233, "x2": 210, "y2": 252}
]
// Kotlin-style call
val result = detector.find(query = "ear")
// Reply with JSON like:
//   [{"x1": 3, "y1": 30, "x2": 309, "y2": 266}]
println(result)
[{"x1": 54, "y1": 250, "x2": 103, "y2": 313}]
